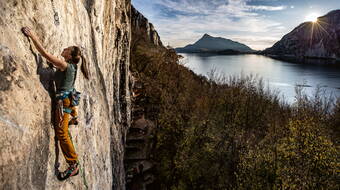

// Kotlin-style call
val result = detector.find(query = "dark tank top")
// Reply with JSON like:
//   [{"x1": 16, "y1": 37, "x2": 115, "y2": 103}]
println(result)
[{"x1": 54, "y1": 63, "x2": 76, "y2": 92}]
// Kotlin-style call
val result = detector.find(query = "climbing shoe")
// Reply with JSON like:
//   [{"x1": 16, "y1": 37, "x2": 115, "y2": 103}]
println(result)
[{"x1": 57, "y1": 162, "x2": 79, "y2": 181}]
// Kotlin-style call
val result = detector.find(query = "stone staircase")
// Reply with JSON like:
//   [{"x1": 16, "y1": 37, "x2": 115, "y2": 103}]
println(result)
[{"x1": 125, "y1": 77, "x2": 157, "y2": 190}]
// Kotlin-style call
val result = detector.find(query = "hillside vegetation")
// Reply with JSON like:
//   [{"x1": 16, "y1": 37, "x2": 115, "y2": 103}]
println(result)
[{"x1": 130, "y1": 35, "x2": 339, "y2": 190}]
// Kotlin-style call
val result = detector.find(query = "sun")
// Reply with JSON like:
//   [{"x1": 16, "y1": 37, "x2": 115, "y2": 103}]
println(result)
[{"x1": 305, "y1": 13, "x2": 319, "y2": 23}]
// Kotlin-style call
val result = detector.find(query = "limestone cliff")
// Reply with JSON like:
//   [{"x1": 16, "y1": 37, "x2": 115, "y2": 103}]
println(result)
[
  {"x1": 264, "y1": 10, "x2": 340, "y2": 60},
  {"x1": 131, "y1": 6, "x2": 163, "y2": 47},
  {"x1": 0, "y1": 0, "x2": 131, "y2": 189}
]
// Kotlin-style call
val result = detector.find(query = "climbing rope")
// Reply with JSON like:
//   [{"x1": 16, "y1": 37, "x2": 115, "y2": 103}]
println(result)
[{"x1": 51, "y1": 0, "x2": 60, "y2": 26}]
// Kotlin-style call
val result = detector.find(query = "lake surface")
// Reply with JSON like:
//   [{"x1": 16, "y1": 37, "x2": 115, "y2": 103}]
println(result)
[{"x1": 179, "y1": 54, "x2": 340, "y2": 104}]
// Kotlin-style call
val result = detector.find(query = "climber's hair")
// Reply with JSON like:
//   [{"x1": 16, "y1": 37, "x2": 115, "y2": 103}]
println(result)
[{"x1": 69, "y1": 46, "x2": 90, "y2": 80}]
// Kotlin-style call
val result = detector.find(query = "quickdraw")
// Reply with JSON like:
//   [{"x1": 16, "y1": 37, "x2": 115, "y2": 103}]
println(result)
[
  {"x1": 71, "y1": 90, "x2": 81, "y2": 106},
  {"x1": 51, "y1": 0, "x2": 60, "y2": 26}
]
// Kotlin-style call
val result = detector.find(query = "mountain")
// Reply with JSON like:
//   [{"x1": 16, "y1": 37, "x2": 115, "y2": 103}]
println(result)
[
  {"x1": 176, "y1": 34, "x2": 254, "y2": 53},
  {"x1": 263, "y1": 10, "x2": 340, "y2": 61}
]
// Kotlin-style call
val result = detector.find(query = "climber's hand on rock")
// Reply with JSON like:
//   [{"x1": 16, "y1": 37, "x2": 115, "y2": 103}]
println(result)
[{"x1": 22, "y1": 27, "x2": 33, "y2": 38}]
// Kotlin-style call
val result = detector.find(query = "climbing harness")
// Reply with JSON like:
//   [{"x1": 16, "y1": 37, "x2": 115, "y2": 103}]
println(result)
[
  {"x1": 56, "y1": 90, "x2": 72, "y2": 100},
  {"x1": 56, "y1": 89, "x2": 71, "y2": 114},
  {"x1": 51, "y1": 0, "x2": 60, "y2": 26},
  {"x1": 56, "y1": 89, "x2": 81, "y2": 114}
]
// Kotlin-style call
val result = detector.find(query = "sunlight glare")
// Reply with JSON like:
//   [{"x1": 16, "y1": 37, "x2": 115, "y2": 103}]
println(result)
[{"x1": 305, "y1": 13, "x2": 319, "y2": 23}]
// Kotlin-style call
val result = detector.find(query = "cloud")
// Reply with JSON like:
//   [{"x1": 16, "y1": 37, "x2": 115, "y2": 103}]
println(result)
[
  {"x1": 133, "y1": 0, "x2": 288, "y2": 50},
  {"x1": 249, "y1": 5, "x2": 286, "y2": 11},
  {"x1": 153, "y1": 0, "x2": 286, "y2": 15}
]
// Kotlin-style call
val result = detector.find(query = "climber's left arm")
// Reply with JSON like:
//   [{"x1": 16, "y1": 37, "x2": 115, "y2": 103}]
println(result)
[
  {"x1": 22, "y1": 27, "x2": 50, "y2": 58},
  {"x1": 22, "y1": 27, "x2": 67, "y2": 70}
]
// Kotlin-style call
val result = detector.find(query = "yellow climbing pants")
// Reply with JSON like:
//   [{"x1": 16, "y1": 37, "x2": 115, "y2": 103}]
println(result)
[{"x1": 55, "y1": 97, "x2": 78, "y2": 165}]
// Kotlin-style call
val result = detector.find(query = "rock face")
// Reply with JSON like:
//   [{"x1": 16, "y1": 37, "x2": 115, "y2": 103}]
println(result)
[
  {"x1": 131, "y1": 5, "x2": 163, "y2": 47},
  {"x1": 264, "y1": 10, "x2": 340, "y2": 59},
  {"x1": 0, "y1": 0, "x2": 131, "y2": 189},
  {"x1": 176, "y1": 33, "x2": 254, "y2": 53}
]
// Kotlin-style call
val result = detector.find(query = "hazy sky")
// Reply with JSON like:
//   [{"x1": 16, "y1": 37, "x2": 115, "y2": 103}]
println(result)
[{"x1": 132, "y1": 0, "x2": 339, "y2": 50}]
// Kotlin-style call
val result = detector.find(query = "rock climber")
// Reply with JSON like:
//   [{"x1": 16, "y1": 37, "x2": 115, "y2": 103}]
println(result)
[{"x1": 22, "y1": 27, "x2": 90, "y2": 180}]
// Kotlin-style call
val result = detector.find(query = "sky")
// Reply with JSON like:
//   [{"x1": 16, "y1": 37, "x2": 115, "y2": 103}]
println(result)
[{"x1": 132, "y1": 0, "x2": 340, "y2": 50}]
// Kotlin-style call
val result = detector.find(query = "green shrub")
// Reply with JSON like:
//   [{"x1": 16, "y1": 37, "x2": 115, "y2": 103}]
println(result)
[{"x1": 236, "y1": 118, "x2": 338, "y2": 190}]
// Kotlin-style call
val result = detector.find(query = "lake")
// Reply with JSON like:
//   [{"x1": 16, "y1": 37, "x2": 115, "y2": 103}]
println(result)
[{"x1": 179, "y1": 53, "x2": 340, "y2": 104}]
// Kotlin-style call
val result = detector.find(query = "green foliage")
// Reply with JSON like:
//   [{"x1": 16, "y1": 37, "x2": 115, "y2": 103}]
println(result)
[
  {"x1": 277, "y1": 119, "x2": 338, "y2": 189},
  {"x1": 131, "y1": 34, "x2": 340, "y2": 190},
  {"x1": 237, "y1": 118, "x2": 338, "y2": 190}
]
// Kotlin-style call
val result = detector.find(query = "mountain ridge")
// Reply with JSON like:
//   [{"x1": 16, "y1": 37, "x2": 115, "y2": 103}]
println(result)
[
  {"x1": 263, "y1": 9, "x2": 340, "y2": 62},
  {"x1": 176, "y1": 34, "x2": 254, "y2": 54}
]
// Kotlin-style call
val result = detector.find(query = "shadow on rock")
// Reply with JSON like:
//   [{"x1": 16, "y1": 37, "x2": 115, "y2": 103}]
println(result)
[{"x1": 29, "y1": 41, "x2": 62, "y2": 176}]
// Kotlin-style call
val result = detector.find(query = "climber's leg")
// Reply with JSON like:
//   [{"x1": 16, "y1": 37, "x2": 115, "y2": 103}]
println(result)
[{"x1": 55, "y1": 98, "x2": 78, "y2": 165}]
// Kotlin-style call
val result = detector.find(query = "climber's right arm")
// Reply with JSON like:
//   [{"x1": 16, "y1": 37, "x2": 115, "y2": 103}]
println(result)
[{"x1": 22, "y1": 27, "x2": 67, "y2": 71}]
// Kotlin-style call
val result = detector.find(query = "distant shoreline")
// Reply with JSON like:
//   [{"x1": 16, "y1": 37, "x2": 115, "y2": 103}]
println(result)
[
  {"x1": 175, "y1": 49, "x2": 256, "y2": 56},
  {"x1": 263, "y1": 54, "x2": 340, "y2": 65},
  {"x1": 177, "y1": 50, "x2": 340, "y2": 65}
]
